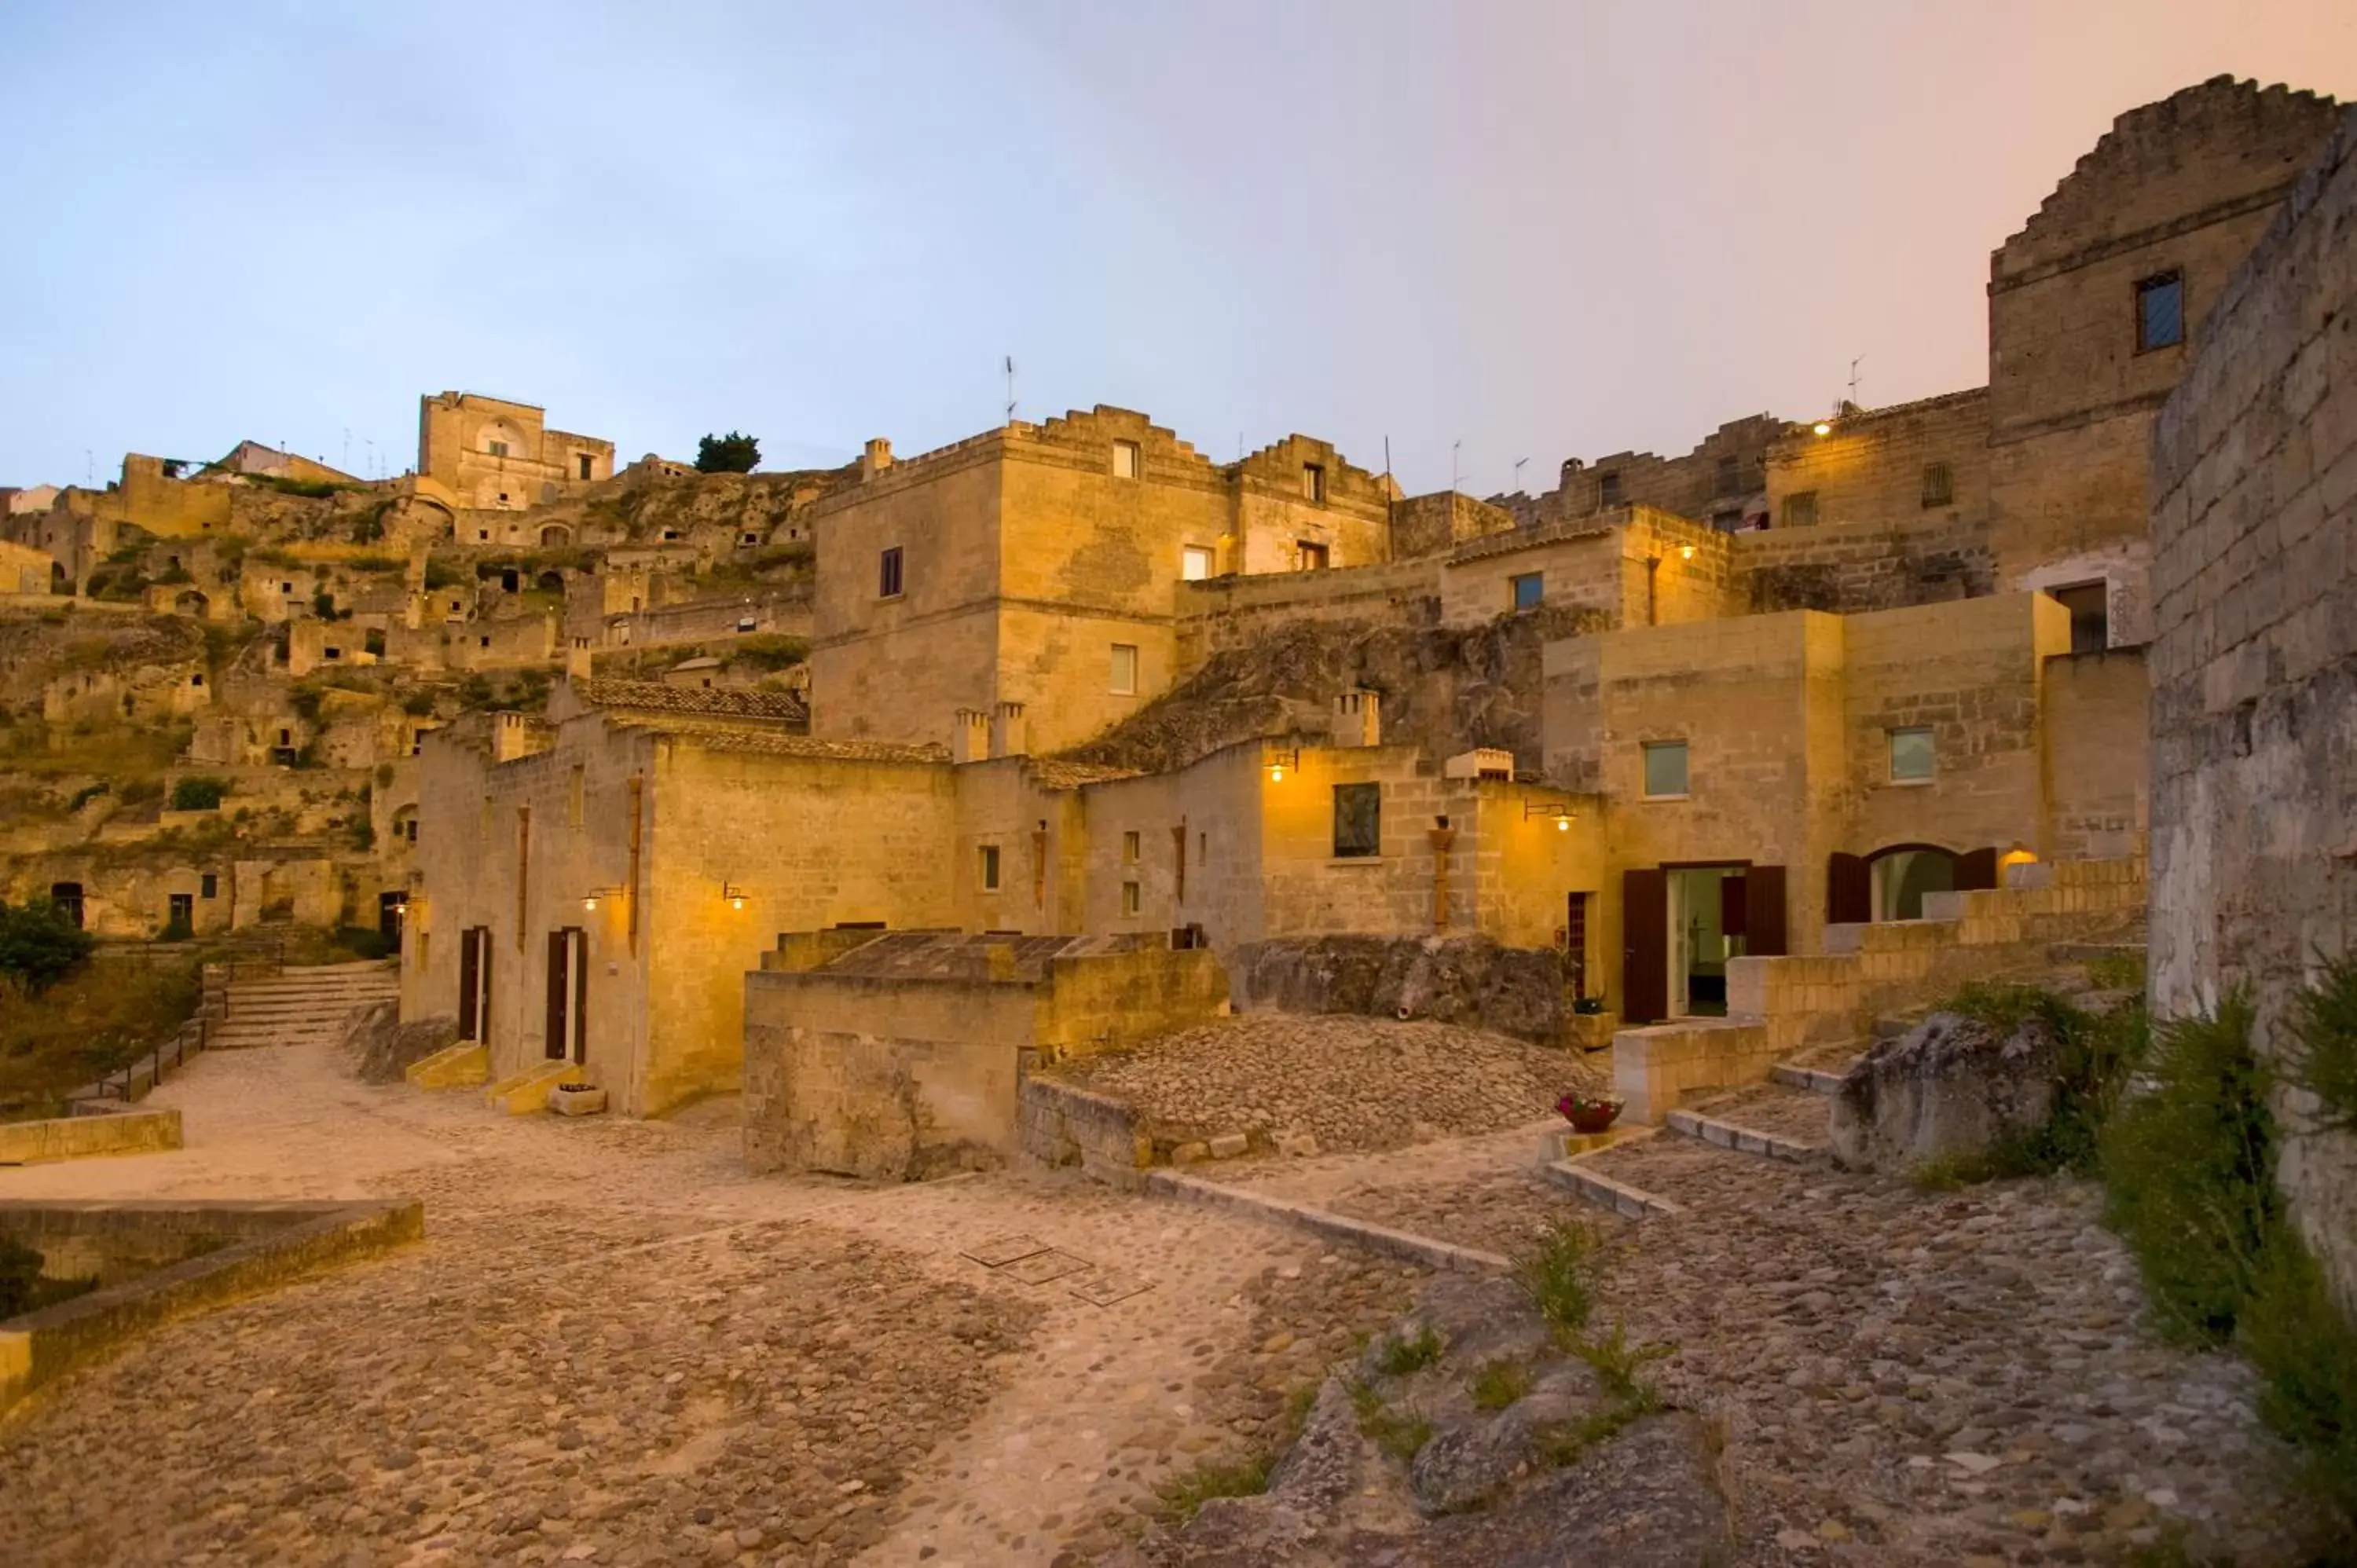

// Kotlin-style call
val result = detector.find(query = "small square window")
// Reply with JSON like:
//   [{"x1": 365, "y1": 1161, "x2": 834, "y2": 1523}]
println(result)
[
  {"x1": 2136, "y1": 272, "x2": 2185, "y2": 351},
  {"x1": 979, "y1": 844, "x2": 1001, "y2": 892},
  {"x1": 1121, "y1": 881, "x2": 1141, "y2": 916},
  {"x1": 479, "y1": 636, "x2": 491, "y2": 649},
  {"x1": 1332, "y1": 782, "x2": 1381, "y2": 858},
  {"x1": 1182, "y1": 545, "x2": 1213, "y2": 581},
  {"x1": 324, "y1": 647, "x2": 341, "y2": 661},
  {"x1": 1921, "y1": 462, "x2": 1954, "y2": 509},
  {"x1": 577, "y1": 453, "x2": 594, "y2": 480},
  {"x1": 475, "y1": 529, "x2": 489, "y2": 542},
  {"x1": 878, "y1": 546, "x2": 904, "y2": 599},
  {"x1": 1782, "y1": 491, "x2": 1818, "y2": 528},
  {"x1": 1122, "y1": 830, "x2": 1141, "y2": 863},
  {"x1": 1889, "y1": 727, "x2": 1936, "y2": 782},
  {"x1": 487, "y1": 440, "x2": 509, "y2": 458},
  {"x1": 1110, "y1": 643, "x2": 1138, "y2": 695},
  {"x1": 1112, "y1": 440, "x2": 1140, "y2": 479},
  {"x1": 1297, "y1": 540, "x2": 1329, "y2": 571},
  {"x1": 1641, "y1": 741, "x2": 1689, "y2": 799},
  {"x1": 1303, "y1": 463, "x2": 1326, "y2": 503},
  {"x1": 1510, "y1": 572, "x2": 1543, "y2": 610}
]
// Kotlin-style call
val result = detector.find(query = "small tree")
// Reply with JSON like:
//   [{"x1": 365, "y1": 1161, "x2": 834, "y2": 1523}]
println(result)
[
  {"x1": 0, "y1": 899, "x2": 97, "y2": 996},
  {"x1": 169, "y1": 776, "x2": 229, "y2": 811},
  {"x1": 695, "y1": 432, "x2": 761, "y2": 474}
]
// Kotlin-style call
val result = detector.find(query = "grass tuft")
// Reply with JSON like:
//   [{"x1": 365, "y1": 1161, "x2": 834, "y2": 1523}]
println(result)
[
  {"x1": 1347, "y1": 1379, "x2": 1433, "y2": 1461},
  {"x1": 1512, "y1": 1218, "x2": 1607, "y2": 1345},
  {"x1": 1153, "y1": 1452, "x2": 1271, "y2": 1524},
  {"x1": 1374, "y1": 1322, "x2": 1445, "y2": 1376},
  {"x1": 1572, "y1": 1320, "x2": 1672, "y2": 1407},
  {"x1": 1467, "y1": 1357, "x2": 1533, "y2": 1412}
]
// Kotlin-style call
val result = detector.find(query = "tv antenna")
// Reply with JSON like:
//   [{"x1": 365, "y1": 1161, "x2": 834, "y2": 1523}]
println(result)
[
  {"x1": 1451, "y1": 438, "x2": 1462, "y2": 496},
  {"x1": 1513, "y1": 456, "x2": 1528, "y2": 493},
  {"x1": 1848, "y1": 354, "x2": 1866, "y2": 409},
  {"x1": 1003, "y1": 356, "x2": 1016, "y2": 424}
]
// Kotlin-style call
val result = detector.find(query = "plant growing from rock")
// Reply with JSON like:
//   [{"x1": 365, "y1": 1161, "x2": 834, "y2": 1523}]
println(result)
[
  {"x1": 1466, "y1": 1357, "x2": 1532, "y2": 1412},
  {"x1": 1347, "y1": 1378, "x2": 1432, "y2": 1460},
  {"x1": 1512, "y1": 1217, "x2": 1605, "y2": 1343},
  {"x1": 1153, "y1": 1451, "x2": 1272, "y2": 1525},
  {"x1": 1374, "y1": 1322, "x2": 1445, "y2": 1376}
]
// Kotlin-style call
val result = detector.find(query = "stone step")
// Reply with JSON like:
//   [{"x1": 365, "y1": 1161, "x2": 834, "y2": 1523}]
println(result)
[
  {"x1": 1541, "y1": 1158, "x2": 1685, "y2": 1220},
  {"x1": 1664, "y1": 1107, "x2": 1820, "y2": 1162},
  {"x1": 1771, "y1": 1062, "x2": 1852, "y2": 1095}
]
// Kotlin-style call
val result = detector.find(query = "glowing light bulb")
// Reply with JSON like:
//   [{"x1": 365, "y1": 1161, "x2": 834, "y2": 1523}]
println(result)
[
  {"x1": 1269, "y1": 766, "x2": 1284, "y2": 782},
  {"x1": 1555, "y1": 817, "x2": 1570, "y2": 832},
  {"x1": 730, "y1": 896, "x2": 746, "y2": 911},
  {"x1": 1812, "y1": 421, "x2": 1832, "y2": 437},
  {"x1": 1678, "y1": 544, "x2": 1695, "y2": 560},
  {"x1": 582, "y1": 896, "x2": 597, "y2": 911}
]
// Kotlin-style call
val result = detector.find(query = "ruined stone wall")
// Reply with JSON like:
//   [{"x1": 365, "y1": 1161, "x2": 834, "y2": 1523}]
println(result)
[
  {"x1": 2148, "y1": 104, "x2": 2357, "y2": 1311},
  {"x1": 1989, "y1": 79, "x2": 2342, "y2": 624},
  {"x1": 1733, "y1": 510, "x2": 1996, "y2": 615},
  {"x1": 1172, "y1": 561, "x2": 1441, "y2": 674},
  {"x1": 1523, "y1": 414, "x2": 1783, "y2": 531}
]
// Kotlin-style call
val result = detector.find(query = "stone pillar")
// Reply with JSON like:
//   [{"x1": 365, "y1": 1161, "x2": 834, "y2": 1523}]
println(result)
[{"x1": 1429, "y1": 826, "x2": 1457, "y2": 932}]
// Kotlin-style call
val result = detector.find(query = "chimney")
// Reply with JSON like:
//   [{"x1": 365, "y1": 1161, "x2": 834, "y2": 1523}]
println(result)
[
  {"x1": 860, "y1": 438, "x2": 893, "y2": 480},
  {"x1": 1333, "y1": 689, "x2": 1381, "y2": 748},
  {"x1": 952, "y1": 708, "x2": 990, "y2": 764},
  {"x1": 565, "y1": 636, "x2": 594, "y2": 683},
  {"x1": 991, "y1": 701, "x2": 1028, "y2": 759},
  {"x1": 492, "y1": 712, "x2": 534, "y2": 764}
]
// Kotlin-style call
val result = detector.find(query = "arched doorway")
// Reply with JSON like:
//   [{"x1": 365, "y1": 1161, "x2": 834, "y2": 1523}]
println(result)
[
  {"x1": 1870, "y1": 845, "x2": 1956, "y2": 921},
  {"x1": 174, "y1": 588, "x2": 209, "y2": 617},
  {"x1": 538, "y1": 523, "x2": 570, "y2": 548}
]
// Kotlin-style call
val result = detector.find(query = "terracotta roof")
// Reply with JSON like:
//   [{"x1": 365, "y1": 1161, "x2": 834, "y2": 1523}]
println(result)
[
  {"x1": 576, "y1": 676, "x2": 808, "y2": 724},
  {"x1": 1029, "y1": 759, "x2": 1145, "y2": 790},
  {"x1": 676, "y1": 730, "x2": 951, "y2": 765}
]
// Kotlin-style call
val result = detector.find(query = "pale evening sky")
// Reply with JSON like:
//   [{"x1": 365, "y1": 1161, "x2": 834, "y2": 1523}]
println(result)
[{"x1": 2, "y1": 0, "x2": 2353, "y2": 496}]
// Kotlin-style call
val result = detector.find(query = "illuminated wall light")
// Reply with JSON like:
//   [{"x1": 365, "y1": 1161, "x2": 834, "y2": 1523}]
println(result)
[
  {"x1": 1678, "y1": 544, "x2": 1695, "y2": 561},
  {"x1": 721, "y1": 881, "x2": 749, "y2": 911},
  {"x1": 1812, "y1": 421, "x2": 1832, "y2": 437}
]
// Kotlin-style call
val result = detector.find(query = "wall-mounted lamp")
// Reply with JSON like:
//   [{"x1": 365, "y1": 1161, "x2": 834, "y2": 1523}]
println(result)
[
  {"x1": 721, "y1": 881, "x2": 749, "y2": 911},
  {"x1": 580, "y1": 885, "x2": 621, "y2": 912},
  {"x1": 1523, "y1": 801, "x2": 1576, "y2": 833},
  {"x1": 1812, "y1": 421, "x2": 1833, "y2": 438},
  {"x1": 1263, "y1": 744, "x2": 1299, "y2": 782},
  {"x1": 1677, "y1": 544, "x2": 1695, "y2": 561}
]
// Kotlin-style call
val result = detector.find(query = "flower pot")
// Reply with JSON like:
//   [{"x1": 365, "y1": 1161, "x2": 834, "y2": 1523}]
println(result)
[{"x1": 1563, "y1": 1104, "x2": 1622, "y2": 1134}]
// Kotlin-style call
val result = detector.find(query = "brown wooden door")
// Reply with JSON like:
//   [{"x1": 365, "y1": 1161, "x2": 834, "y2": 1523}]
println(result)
[
  {"x1": 458, "y1": 927, "x2": 486, "y2": 1041},
  {"x1": 1826, "y1": 853, "x2": 1870, "y2": 925},
  {"x1": 1745, "y1": 866, "x2": 1788, "y2": 956},
  {"x1": 1957, "y1": 847, "x2": 2000, "y2": 892},
  {"x1": 544, "y1": 931, "x2": 570, "y2": 1061},
  {"x1": 1621, "y1": 868, "x2": 1667, "y2": 1024}
]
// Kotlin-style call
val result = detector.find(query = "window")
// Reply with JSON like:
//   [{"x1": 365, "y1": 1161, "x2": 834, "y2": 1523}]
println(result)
[
  {"x1": 405, "y1": 817, "x2": 419, "y2": 841},
  {"x1": 878, "y1": 546, "x2": 904, "y2": 599},
  {"x1": 1714, "y1": 454, "x2": 1740, "y2": 496},
  {"x1": 475, "y1": 529, "x2": 489, "y2": 542},
  {"x1": 1122, "y1": 830, "x2": 1141, "y2": 863},
  {"x1": 2052, "y1": 581, "x2": 2110, "y2": 653},
  {"x1": 1121, "y1": 881, "x2": 1141, "y2": 916},
  {"x1": 1782, "y1": 490, "x2": 1818, "y2": 528},
  {"x1": 1303, "y1": 463, "x2": 1326, "y2": 503},
  {"x1": 1182, "y1": 545, "x2": 1213, "y2": 581},
  {"x1": 660, "y1": 528, "x2": 679, "y2": 541},
  {"x1": 1510, "y1": 572, "x2": 1544, "y2": 610},
  {"x1": 1112, "y1": 439, "x2": 1140, "y2": 479},
  {"x1": 479, "y1": 636, "x2": 492, "y2": 649},
  {"x1": 741, "y1": 532, "x2": 759, "y2": 545},
  {"x1": 280, "y1": 581, "x2": 294, "y2": 593},
  {"x1": 279, "y1": 728, "x2": 293, "y2": 746},
  {"x1": 1921, "y1": 462, "x2": 1954, "y2": 509},
  {"x1": 169, "y1": 892, "x2": 193, "y2": 928},
  {"x1": 487, "y1": 439, "x2": 510, "y2": 458},
  {"x1": 1712, "y1": 509, "x2": 1743, "y2": 532},
  {"x1": 2137, "y1": 271, "x2": 2185, "y2": 351},
  {"x1": 1109, "y1": 643, "x2": 1138, "y2": 694},
  {"x1": 1332, "y1": 782, "x2": 1381, "y2": 858},
  {"x1": 200, "y1": 873, "x2": 218, "y2": 899},
  {"x1": 736, "y1": 617, "x2": 757, "y2": 632},
  {"x1": 979, "y1": 844, "x2": 1001, "y2": 892},
  {"x1": 1297, "y1": 540, "x2": 1329, "y2": 571},
  {"x1": 1597, "y1": 471, "x2": 1622, "y2": 506},
  {"x1": 1888, "y1": 727, "x2": 1936, "y2": 782},
  {"x1": 323, "y1": 647, "x2": 341, "y2": 661},
  {"x1": 1641, "y1": 741, "x2": 1689, "y2": 799},
  {"x1": 577, "y1": 453, "x2": 594, "y2": 480},
  {"x1": 497, "y1": 493, "x2": 509, "y2": 505}
]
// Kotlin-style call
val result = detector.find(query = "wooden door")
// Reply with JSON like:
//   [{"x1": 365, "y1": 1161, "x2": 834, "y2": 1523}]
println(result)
[
  {"x1": 1957, "y1": 847, "x2": 2000, "y2": 892},
  {"x1": 544, "y1": 931, "x2": 570, "y2": 1061},
  {"x1": 1745, "y1": 865, "x2": 1788, "y2": 956},
  {"x1": 1621, "y1": 869, "x2": 1667, "y2": 1024},
  {"x1": 458, "y1": 927, "x2": 484, "y2": 1041},
  {"x1": 1826, "y1": 853, "x2": 1870, "y2": 925}
]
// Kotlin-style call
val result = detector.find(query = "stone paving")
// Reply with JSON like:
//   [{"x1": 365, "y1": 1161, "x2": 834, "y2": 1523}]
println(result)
[{"x1": 1047, "y1": 1017, "x2": 1600, "y2": 1156}]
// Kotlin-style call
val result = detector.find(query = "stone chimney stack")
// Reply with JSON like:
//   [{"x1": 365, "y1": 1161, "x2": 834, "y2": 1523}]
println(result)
[
  {"x1": 952, "y1": 709, "x2": 991, "y2": 764},
  {"x1": 860, "y1": 438, "x2": 893, "y2": 480},
  {"x1": 992, "y1": 701, "x2": 1028, "y2": 759},
  {"x1": 492, "y1": 712, "x2": 533, "y2": 764},
  {"x1": 565, "y1": 636, "x2": 594, "y2": 683},
  {"x1": 1333, "y1": 689, "x2": 1381, "y2": 748}
]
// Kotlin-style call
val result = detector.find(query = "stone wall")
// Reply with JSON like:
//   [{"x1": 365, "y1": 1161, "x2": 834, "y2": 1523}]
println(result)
[
  {"x1": 1734, "y1": 509, "x2": 1994, "y2": 615},
  {"x1": 1228, "y1": 934, "x2": 1574, "y2": 1046},
  {"x1": 1762, "y1": 387, "x2": 1990, "y2": 537},
  {"x1": 2148, "y1": 103, "x2": 2357, "y2": 1311}
]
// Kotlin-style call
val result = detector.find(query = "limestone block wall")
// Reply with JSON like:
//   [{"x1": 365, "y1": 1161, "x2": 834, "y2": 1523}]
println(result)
[
  {"x1": 2042, "y1": 647, "x2": 2150, "y2": 861},
  {"x1": 2148, "y1": 104, "x2": 2357, "y2": 1310},
  {"x1": 1762, "y1": 387, "x2": 1990, "y2": 537},
  {"x1": 1733, "y1": 508, "x2": 1995, "y2": 615}
]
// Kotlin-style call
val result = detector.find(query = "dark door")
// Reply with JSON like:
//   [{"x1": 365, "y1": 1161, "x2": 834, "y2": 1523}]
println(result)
[
  {"x1": 49, "y1": 882, "x2": 83, "y2": 929},
  {"x1": 544, "y1": 928, "x2": 586, "y2": 1064},
  {"x1": 1956, "y1": 847, "x2": 2000, "y2": 892},
  {"x1": 378, "y1": 892, "x2": 405, "y2": 953},
  {"x1": 1745, "y1": 865, "x2": 1788, "y2": 956},
  {"x1": 458, "y1": 926, "x2": 492, "y2": 1042},
  {"x1": 1621, "y1": 869, "x2": 1667, "y2": 1024},
  {"x1": 168, "y1": 893, "x2": 193, "y2": 930},
  {"x1": 1565, "y1": 892, "x2": 1591, "y2": 999},
  {"x1": 1826, "y1": 852, "x2": 1871, "y2": 925}
]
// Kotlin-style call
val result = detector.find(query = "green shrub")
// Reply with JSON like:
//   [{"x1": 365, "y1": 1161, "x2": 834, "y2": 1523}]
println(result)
[
  {"x1": 167, "y1": 775, "x2": 229, "y2": 811},
  {"x1": 2087, "y1": 951, "x2": 2149, "y2": 992},
  {"x1": 1512, "y1": 1218, "x2": 1607, "y2": 1343},
  {"x1": 0, "y1": 1236, "x2": 96, "y2": 1320},
  {"x1": 1347, "y1": 1379, "x2": 1431, "y2": 1460},
  {"x1": 1573, "y1": 1320, "x2": 1671, "y2": 1407},
  {"x1": 2282, "y1": 952, "x2": 2357, "y2": 1136},
  {"x1": 1375, "y1": 1322, "x2": 1445, "y2": 1376},
  {"x1": 1467, "y1": 1358, "x2": 1532, "y2": 1412},
  {"x1": 0, "y1": 900, "x2": 97, "y2": 995},
  {"x1": 330, "y1": 925, "x2": 394, "y2": 962},
  {"x1": 729, "y1": 633, "x2": 809, "y2": 671},
  {"x1": 1153, "y1": 1452, "x2": 1271, "y2": 1524},
  {"x1": 65, "y1": 782, "x2": 110, "y2": 813}
]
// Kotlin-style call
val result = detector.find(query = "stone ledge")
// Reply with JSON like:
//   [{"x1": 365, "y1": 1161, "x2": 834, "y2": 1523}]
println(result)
[
  {"x1": 1142, "y1": 1170, "x2": 1505, "y2": 1274},
  {"x1": 1665, "y1": 1108, "x2": 1819, "y2": 1162},
  {"x1": 1543, "y1": 1160, "x2": 1686, "y2": 1220},
  {"x1": 1770, "y1": 1063, "x2": 1847, "y2": 1096},
  {"x1": 0, "y1": 1109, "x2": 182, "y2": 1166}
]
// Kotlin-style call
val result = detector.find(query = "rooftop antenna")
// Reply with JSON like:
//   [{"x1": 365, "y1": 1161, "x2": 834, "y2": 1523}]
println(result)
[
  {"x1": 1513, "y1": 456, "x2": 1528, "y2": 493},
  {"x1": 1003, "y1": 356, "x2": 1016, "y2": 424},
  {"x1": 1384, "y1": 434, "x2": 1395, "y2": 538},
  {"x1": 342, "y1": 427, "x2": 351, "y2": 470},
  {"x1": 1451, "y1": 438, "x2": 1461, "y2": 496},
  {"x1": 85, "y1": 449, "x2": 93, "y2": 486},
  {"x1": 1848, "y1": 354, "x2": 1866, "y2": 411}
]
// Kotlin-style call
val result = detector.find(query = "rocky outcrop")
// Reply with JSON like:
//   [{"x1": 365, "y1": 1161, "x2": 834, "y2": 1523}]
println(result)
[
  {"x1": 1230, "y1": 936, "x2": 1571, "y2": 1048},
  {"x1": 342, "y1": 1002, "x2": 460, "y2": 1085},
  {"x1": 1828, "y1": 1010, "x2": 2060, "y2": 1172}
]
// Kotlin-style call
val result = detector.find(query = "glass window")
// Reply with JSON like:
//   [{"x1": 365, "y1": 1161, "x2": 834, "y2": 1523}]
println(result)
[
  {"x1": 1332, "y1": 782, "x2": 1381, "y2": 858},
  {"x1": 487, "y1": 440, "x2": 509, "y2": 457},
  {"x1": 979, "y1": 844, "x2": 1000, "y2": 891},
  {"x1": 1120, "y1": 881, "x2": 1141, "y2": 916},
  {"x1": 1303, "y1": 463, "x2": 1326, "y2": 503},
  {"x1": 1642, "y1": 741, "x2": 1689, "y2": 799},
  {"x1": 1121, "y1": 830, "x2": 1140, "y2": 863},
  {"x1": 1110, "y1": 643, "x2": 1138, "y2": 694},
  {"x1": 1182, "y1": 545, "x2": 1213, "y2": 581},
  {"x1": 1112, "y1": 440, "x2": 1140, "y2": 479},
  {"x1": 1889, "y1": 727, "x2": 1936, "y2": 782},
  {"x1": 2137, "y1": 272, "x2": 2185, "y2": 350},
  {"x1": 1510, "y1": 572, "x2": 1543, "y2": 610},
  {"x1": 878, "y1": 546, "x2": 904, "y2": 598}
]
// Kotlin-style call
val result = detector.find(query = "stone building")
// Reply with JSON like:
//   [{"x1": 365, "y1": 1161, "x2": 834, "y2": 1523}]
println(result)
[
  {"x1": 2148, "y1": 103, "x2": 2357, "y2": 1311},
  {"x1": 414, "y1": 391, "x2": 615, "y2": 513}
]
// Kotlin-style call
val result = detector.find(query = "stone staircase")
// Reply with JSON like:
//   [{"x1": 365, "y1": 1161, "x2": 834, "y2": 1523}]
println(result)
[{"x1": 213, "y1": 962, "x2": 399, "y2": 1050}]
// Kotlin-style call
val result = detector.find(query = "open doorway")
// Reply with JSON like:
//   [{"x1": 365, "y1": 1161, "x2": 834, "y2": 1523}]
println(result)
[
  {"x1": 1871, "y1": 845, "x2": 1956, "y2": 921},
  {"x1": 544, "y1": 927, "x2": 587, "y2": 1064},
  {"x1": 1620, "y1": 863, "x2": 1787, "y2": 1024},
  {"x1": 1668, "y1": 866, "x2": 1747, "y2": 1017}
]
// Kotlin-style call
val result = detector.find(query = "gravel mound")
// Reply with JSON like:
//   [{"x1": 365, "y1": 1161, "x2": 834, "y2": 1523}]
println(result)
[{"x1": 1050, "y1": 1015, "x2": 1600, "y2": 1155}]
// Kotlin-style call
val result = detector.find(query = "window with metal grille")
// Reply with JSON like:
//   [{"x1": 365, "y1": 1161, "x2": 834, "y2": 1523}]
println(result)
[
  {"x1": 1782, "y1": 491, "x2": 1818, "y2": 528},
  {"x1": 1921, "y1": 462, "x2": 1954, "y2": 508},
  {"x1": 1332, "y1": 782, "x2": 1381, "y2": 858},
  {"x1": 2137, "y1": 272, "x2": 2184, "y2": 351}
]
